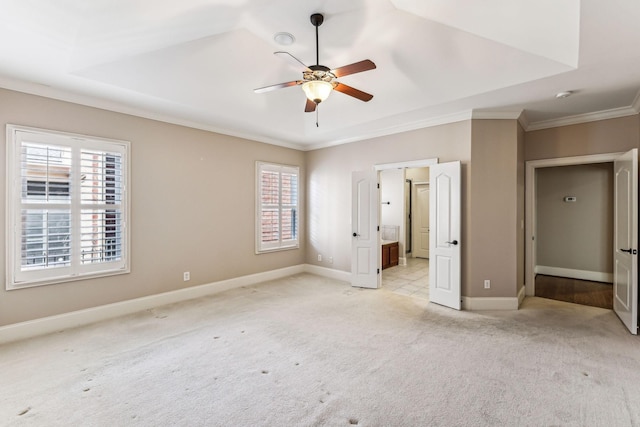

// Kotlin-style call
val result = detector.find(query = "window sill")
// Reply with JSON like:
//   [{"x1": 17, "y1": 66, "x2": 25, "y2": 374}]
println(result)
[
  {"x1": 7, "y1": 267, "x2": 130, "y2": 291},
  {"x1": 256, "y1": 244, "x2": 299, "y2": 255}
]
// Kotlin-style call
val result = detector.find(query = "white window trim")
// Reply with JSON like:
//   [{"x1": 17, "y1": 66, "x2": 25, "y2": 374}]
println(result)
[
  {"x1": 5, "y1": 124, "x2": 131, "y2": 290},
  {"x1": 255, "y1": 161, "x2": 300, "y2": 253}
]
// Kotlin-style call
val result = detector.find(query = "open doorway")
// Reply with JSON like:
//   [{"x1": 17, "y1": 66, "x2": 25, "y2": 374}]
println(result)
[
  {"x1": 379, "y1": 166, "x2": 430, "y2": 299},
  {"x1": 525, "y1": 150, "x2": 638, "y2": 334},
  {"x1": 533, "y1": 162, "x2": 613, "y2": 309},
  {"x1": 354, "y1": 158, "x2": 461, "y2": 309}
]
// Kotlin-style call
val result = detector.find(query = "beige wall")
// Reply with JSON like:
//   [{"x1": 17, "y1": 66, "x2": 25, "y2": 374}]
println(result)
[
  {"x1": 536, "y1": 163, "x2": 613, "y2": 274},
  {"x1": 467, "y1": 120, "x2": 523, "y2": 298},
  {"x1": 0, "y1": 88, "x2": 305, "y2": 326},
  {"x1": 306, "y1": 121, "x2": 473, "y2": 292},
  {"x1": 525, "y1": 115, "x2": 640, "y2": 160}
]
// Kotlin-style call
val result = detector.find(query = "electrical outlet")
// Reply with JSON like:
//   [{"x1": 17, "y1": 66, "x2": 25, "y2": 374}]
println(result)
[
  {"x1": 328, "y1": 257, "x2": 333, "y2": 264},
  {"x1": 318, "y1": 254, "x2": 322, "y2": 262},
  {"x1": 183, "y1": 272, "x2": 190, "y2": 281},
  {"x1": 484, "y1": 279, "x2": 490, "y2": 289}
]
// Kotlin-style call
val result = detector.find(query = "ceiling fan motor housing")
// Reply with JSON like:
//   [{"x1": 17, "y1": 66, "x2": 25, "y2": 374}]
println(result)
[
  {"x1": 304, "y1": 65, "x2": 337, "y2": 86},
  {"x1": 310, "y1": 13, "x2": 324, "y2": 27}
]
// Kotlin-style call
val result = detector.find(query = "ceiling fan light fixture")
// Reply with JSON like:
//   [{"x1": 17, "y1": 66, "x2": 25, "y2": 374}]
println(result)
[{"x1": 302, "y1": 80, "x2": 333, "y2": 104}]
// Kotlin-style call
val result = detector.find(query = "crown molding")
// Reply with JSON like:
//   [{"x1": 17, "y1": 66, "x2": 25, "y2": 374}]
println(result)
[
  {"x1": 517, "y1": 111, "x2": 530, "y2": 130},
  {"x1": 632, "y1": 90, "x2": 640, "y2": 113},
  {"x1": 302, "y1": 110, "x2": 474, "y2": 151},
  {"x1": 305, "y1": 109, "x2": 534, "y2": 151},
  {"x1": 4, "y1": 75, "x2": 639, "y2": 150},
  {"x1": 525, "y1": 105, "x2": 639, "y2": 132},
  {"x1": 471, "y1": 109, "x2": 528, "y2": 130},
  {"x1": 525, "y1": 88, "x2": 640, "y2": 132},
  {"x1": 471, "y1": 110, "x2": 523, "y2": 120},
  {"x1": 0, "y1": 77, "x2": 308, "y2": 151}
]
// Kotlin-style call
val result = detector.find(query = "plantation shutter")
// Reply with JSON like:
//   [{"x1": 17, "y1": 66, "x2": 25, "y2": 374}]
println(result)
[
  {"x1": 20, "y1": 143, "x2": 73, "y2": 271},
  {"x1": 257, "y1": 162, "x2": 299, "y2": 252},
  {"x1": 79, "y1": 149, "x2": 124, "y2": 265},
  {"x1": 7, "y1": 126, "x2": 129, "y2": 289}
]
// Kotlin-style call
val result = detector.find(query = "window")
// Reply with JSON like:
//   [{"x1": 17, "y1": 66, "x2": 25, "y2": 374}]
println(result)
[
  {"x1": 256, "y1": 162, "x2": 299, "y2": 253},
  {"x1": 6, "y1": 125, "x2": 130, "y2": 289}
]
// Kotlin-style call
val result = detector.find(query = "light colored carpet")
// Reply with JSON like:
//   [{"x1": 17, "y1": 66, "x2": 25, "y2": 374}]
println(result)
[{"x1": 2, "y1": 273, "x2": 640, "y2": 426}]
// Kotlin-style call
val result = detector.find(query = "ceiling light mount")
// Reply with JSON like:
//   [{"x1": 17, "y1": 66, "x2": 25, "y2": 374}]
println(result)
[
  {"x1": 556, "y1": 91, "x2": 573, "y2": 99},
  {"x1": 273, "y1": 32, "x2": 295, "y2": 46}
]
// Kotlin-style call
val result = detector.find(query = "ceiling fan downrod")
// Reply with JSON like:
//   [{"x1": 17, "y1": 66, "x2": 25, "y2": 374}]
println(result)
[{"x1": 310, "y1": 13, "x2": 324, "y2": 66}]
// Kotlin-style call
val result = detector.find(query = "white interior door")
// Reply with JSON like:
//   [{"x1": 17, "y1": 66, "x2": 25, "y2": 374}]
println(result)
[
  {"x1": 613, "y1": 149, "x2": 638, "y2": 335},
  {"x1": 413, "y1": 183, "x2": 430, "y2": 258},
  {"x1": 351, "y1": 170, "x2": 380, "y2": 289},
  {"x1": 429, "y1": 161, "x2": 461, "y2": 310}
]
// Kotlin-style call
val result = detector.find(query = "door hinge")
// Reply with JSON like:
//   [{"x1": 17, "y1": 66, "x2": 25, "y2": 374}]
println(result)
[
  {"x1": 377, "y1": 225, "x2": 380, "y2": 231},
  {"x1": 377, "y1": 183, "x2": 380, "y2": 189},
  {"x1": 377, "y1": 269, "x2": 380, "y2": 274}
]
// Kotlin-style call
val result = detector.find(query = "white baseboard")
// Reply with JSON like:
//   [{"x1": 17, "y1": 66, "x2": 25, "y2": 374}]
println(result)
[
  {"x1": 535, "y1": 265, "x2": 613, "y2": 283},
  {"x1": 462, "y1": 296, "x2": 520, "y2": 310},
  {"x1": 399, "y1": 257, "x2": 407, "y2": 266},
  {"x1": 303, "y1": 264, "x2": 351, "y2": 282},
  {"x1": 0, "y1": 265, "x2": 306, "y2": 345},
  {"x1": 517, "y1": 285, "x2": 526, "y2": 307}
]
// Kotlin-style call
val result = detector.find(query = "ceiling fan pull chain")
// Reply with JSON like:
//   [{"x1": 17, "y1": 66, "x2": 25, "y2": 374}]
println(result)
[{"x1": 316, "y1": 106, "x2": 319, "y2": 127}]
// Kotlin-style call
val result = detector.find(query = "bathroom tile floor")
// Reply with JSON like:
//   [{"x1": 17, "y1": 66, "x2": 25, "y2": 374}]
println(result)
[{"x1": 382, "y1": 257, "x2": 429, "y2": 300}]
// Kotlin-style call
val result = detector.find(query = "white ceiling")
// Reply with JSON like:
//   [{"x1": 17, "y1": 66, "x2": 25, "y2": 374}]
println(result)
[{"x1": 1, "y1": 0, "x2": 640, "y2": 150}]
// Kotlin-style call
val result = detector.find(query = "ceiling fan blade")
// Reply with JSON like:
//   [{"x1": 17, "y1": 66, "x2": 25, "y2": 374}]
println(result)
[
  {"x1": 254, "y1": 80, "x2": 301, "y2": 93},
  {"x1": 331, "y1": 60, "x2": 376, "y2": 78},
  {"x1": 305, "y1": 98, "x2": 317, "y2": 113},
  {"x1": 275, "y1": 51, "x2": 311, "y2": 72},
  {"x1": 334, "y1": 83, "x2": 373, "y2": 102}
]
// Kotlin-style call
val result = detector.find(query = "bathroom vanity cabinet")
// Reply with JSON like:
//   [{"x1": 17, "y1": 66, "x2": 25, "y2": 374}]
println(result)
[{"x1": 382, "y1": 241, "x2": 399, "y2": 270}]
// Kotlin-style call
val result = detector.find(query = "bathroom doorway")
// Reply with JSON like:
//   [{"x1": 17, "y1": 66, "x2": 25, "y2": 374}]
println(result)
[{"x1": 379, "y1": 166, "x2": 431, "y2": 299}]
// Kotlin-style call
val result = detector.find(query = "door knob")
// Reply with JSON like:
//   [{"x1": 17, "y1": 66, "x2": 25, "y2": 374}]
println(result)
[
  {"x1": 353, "y1": 232, "x2": 360, "y2": 237},
  {"x1": 445, "y1": 240, "x2": 458, "y2": 245}
]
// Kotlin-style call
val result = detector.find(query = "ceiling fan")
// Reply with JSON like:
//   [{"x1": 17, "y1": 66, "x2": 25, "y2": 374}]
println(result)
[{"x1": 254, "y1": 13, "x2": 376, "y2": 116}]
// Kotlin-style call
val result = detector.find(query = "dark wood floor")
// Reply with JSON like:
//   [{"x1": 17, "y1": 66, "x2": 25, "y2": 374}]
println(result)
[{"x1": 535, "y1": 274, "x2": 613, "y2": 309}]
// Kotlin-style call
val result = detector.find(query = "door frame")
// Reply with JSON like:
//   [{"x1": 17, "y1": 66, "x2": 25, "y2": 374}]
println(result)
[
  {"x1": 375, "y1": 159, "x2": 439, "y2": 172},
  {"x1": 525, "y1": 152, "x2": 624, "y2": 296}
]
